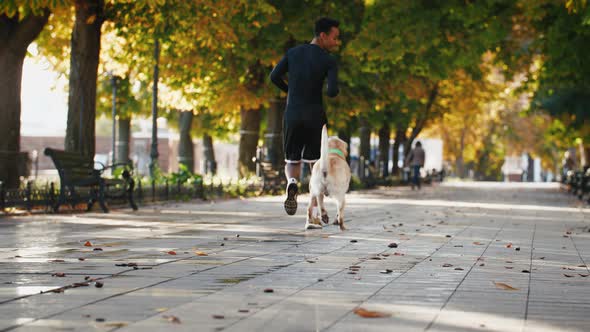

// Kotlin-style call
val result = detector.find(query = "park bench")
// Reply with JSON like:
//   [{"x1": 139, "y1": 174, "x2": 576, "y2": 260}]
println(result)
[
  {"x1": 563, "y1": 168, "x2": 590, "y2": 203},
  {"x1": 44, "y1": 148, "x2": 138, "y2": 212}
]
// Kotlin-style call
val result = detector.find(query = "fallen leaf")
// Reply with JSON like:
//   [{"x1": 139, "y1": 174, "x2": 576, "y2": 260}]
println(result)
[
  {"x1": 48, "y1": 259, "x2": 65, "y2": 263},
  {"x1": 494, "y1": 282, "x2": 518, "y2": 290},
  {"x1": 393, "y1": 252, "x2": 404, "y2": 256},
  {"x1": 454, "y1": 245, "x2": 463, "y2": 248},
  {"x1": 388, "y1": 243, "x2": 398, "y2": 248},
  {"x1": 73, "y1": 282, "x2": 89, "y2": 287},
  {"x1": 306, "y1": 260, "x2": 316, "y2": 263},
  {"x1": 263, "y1": 288, "x2": 274, "y2": 293},
  {"x1": 52, "y1": 272, "x2": 66, "y2": 277},
  {"x1": 479, "y1": 263, "x2": 485, "y2": 266},
  {"x1": 212, "y1": 314, "x2": 224, "y2": 319},
  {"x1": 167, "y1": 251, "x2": 177, "y2": 255},
  {"x1": 93, "y1": 248, "x2": 103, "y2": 251},
  {"x1": 473, "y1": 242, "x2": 484, "y2": 245},
  {"x1": 577, "y1": 264, "x2": 587, "y2": 268},
  {"x1": 506, "y1": 261, "x2": 513, "y2": 263},
  {"x1": 353, "y1": 308, "x2": 391, "y2": 318},
  {"x1": 442, "y1": 263, "x2": 453, "y2": 267},
  {"x1": 380, "y1": 269, "x2": 393, "y2": 274},
  {"x1": 104, "y1": 322, "x2": 128, "y2": 328},
  {"x1": 563, "y1": 274, "x2": 574, "y2": 278},
  {"x1": 538, "y1": 257, "x2": 545, "y2": 260},
  {"x1": 155, "y1": 308, "x2": 169, "y2": 313},
  {"x1": 445, "y1": 235, "x2": 452, "y2": 238},
  {"x1": 238, "y1": 309, "x2": 249, "y2": 313},
  {"x1": 195, "y1": 251, "x2": 208, "y2": 256},
  {"x1": 95, "y1": 281, "x2": 104, "y2": 288},
  {"x1": 579, "y1": 274, "x2": 589, "y2": 277},
  {"x1": 163, "y1": 315, "x2": 181, "y2": 324},
  {"x1": 515, "y1": 247, "x2": 521, "y2": 251},
  {"x1": 350, "y1": 240, "x2": 358, "y2": 243},
  {"x1": 454, "y1": 267, "x2": 464, "y2": 271},
  {"x1": 505, "y1": 266, "x2": 513, "y2": 269},
  {"x1": 84, "y1": 241, "x2": 92, "y2": 247},
  {"x1": 78, "y1": 258, "x2": 85, "y2": 261},
  {"x1": 521, "y1": 270, "x2": 530, "y2": 273},
  {"x1": 506, "y1": 243, "x2": 512, "y2": 248}
]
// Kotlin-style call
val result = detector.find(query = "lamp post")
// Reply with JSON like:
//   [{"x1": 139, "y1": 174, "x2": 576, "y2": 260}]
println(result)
[
  {"x1": 150, "y1": 38, "x2": 160, "y2": 178},
  {"x1": 108, "y1": 71, "x2": 117, "y2": 164}
]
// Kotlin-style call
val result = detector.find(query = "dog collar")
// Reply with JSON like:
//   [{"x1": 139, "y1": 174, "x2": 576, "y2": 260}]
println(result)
[{"x1": 328, "y1": 148, "x2": 345, "y2": 159}]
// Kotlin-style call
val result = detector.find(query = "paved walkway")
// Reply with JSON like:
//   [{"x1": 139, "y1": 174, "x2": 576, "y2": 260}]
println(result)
[{"x1": 0, "y1": 182, "x2": 589, "y2": 332}]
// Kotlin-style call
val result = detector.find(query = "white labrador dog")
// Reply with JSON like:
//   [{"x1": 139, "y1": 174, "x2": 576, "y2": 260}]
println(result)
[{"x1": 306, "y1": 125, "x2": 351, "y2": 230}]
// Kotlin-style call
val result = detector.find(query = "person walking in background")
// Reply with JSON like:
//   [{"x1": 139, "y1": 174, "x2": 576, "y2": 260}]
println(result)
[{"x1": 405, "y1": 141, "x2": 425, "y2": 190}]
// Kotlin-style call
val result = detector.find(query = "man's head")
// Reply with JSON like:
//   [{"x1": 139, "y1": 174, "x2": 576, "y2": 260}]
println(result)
[
  {"x1": 416, "y1": 141, "x2": 422, "y2": 148},
  {"x1": 314, "y1": 17, "x2": 340, "y2": 52}
]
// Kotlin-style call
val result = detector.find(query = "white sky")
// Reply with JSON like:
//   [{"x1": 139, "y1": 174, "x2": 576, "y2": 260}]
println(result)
[{"x1": 21, "y1": 56, "x2": 68, "y2": 136}]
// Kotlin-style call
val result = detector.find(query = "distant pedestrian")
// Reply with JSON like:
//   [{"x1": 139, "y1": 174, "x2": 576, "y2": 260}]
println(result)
[{"x1": 405, "y1": 141, "x2": 425, "y2": 190}]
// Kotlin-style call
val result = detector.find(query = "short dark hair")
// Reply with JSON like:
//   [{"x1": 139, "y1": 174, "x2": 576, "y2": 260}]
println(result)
[
  {"x1": 415, "y1": 141, "x2": 422, "y2": 147},
  {"x1": 315, "y1": 17, "x2": 339, "y2": 37}
]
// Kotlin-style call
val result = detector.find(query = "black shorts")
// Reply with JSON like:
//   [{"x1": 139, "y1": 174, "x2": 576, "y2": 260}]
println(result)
[{"x1": 283, "y1": 120, "x2": 323, "y2": 163}]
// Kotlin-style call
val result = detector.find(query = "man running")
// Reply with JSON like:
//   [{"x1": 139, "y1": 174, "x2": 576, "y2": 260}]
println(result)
[{"x1": 270, "y1": 17, "x2": 340, "y2": 215}]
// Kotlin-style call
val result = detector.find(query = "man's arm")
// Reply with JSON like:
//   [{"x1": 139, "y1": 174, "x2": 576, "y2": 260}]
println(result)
[
  {"x1": 326, "y1": 58, "x2": 339, "y2": 97},
  {"x1": 269, "y1": 55, "x2": 288, "y2": 93}
]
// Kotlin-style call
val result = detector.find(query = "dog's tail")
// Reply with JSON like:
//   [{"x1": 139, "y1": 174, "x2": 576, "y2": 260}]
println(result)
[{"x1": 320, "y1": 125, "x2": 329, "y2": 181}]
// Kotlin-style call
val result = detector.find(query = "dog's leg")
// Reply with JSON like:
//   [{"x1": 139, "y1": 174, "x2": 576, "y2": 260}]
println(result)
[
  {"x1": 317, "y1": 193, "x2": 329, "y2": 224},
  {"x1": 305, "y1": 195, "x2": 322, "y2": 230},
  {"x1": 336, "y1": 197, "x2": 346, "y2": 231}
]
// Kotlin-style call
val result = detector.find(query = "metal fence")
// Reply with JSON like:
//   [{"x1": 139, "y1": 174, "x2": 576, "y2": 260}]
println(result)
[{"x1": 0, "y1": 177, "x2": 263, "y2": 214}]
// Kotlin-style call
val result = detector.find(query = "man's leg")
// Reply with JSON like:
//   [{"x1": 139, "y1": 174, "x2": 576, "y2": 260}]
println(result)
[
  {"x1": 414, "y1": 165, "x2": 421, "y2": 189},
  {"x1": 284, "y1": 161, "x2": 301, "y2": 215},
  {"x1": 285, "y1": 162, "x2": 302, "y2": 182}
]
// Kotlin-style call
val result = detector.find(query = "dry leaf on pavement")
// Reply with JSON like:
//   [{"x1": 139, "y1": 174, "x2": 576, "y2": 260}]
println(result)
[
  {"x1": 84, "y1": 241, "x2": 92, "y2": 247},
  {"x1": 353, "y1": 308, "x2": 391, "y2": 318},
  {"x1": 163, "y1": 315, "x2": 181, "y2": 324},
  {"x1": 494, "y1": 282, "x2": 518, "y2": 290}
]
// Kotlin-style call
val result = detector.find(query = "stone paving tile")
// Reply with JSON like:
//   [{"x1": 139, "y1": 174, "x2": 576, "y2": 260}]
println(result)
[{"x1": 1, "y1": 182, "x2": 589, "y2": 332}]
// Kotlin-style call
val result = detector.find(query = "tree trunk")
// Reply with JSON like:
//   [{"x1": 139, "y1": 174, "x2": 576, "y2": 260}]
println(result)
[
  {"x1": 116, "y1": 117, "x2": 130, "y2": 164},
  {"x1": 404, "y1": 82, "x2": 439, "y2": 154},
  {"x1": 391, "y1": 125, "x2": 406, "y2": 176},
  {"x1": 378, "y1": 123, "x2": 390, "y2": 177},
  {"x1": 177, "y1": 111, "x2": 194, "y2": 172},
  {"x1": 359, "y1": 118, "x2": 371, "y2": 161},
  {"x1": 265, "y1": 98, "x2": 285, "y2": 169},
  {"x1": 65, "y1": 0, "x2": 104, "y2": 157},
  {"x1": 457, "y1": 128, "x2": 466, "y2": 178},
  {"x1": 0, "y1": 11, "x2": 49, "y2": 188},
  {"x1": 202, "y1": 133, "x2": 216, "y2": 175},
  {"x1": 238, "y1": 107, "x2": 261, "y2": 178}
]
